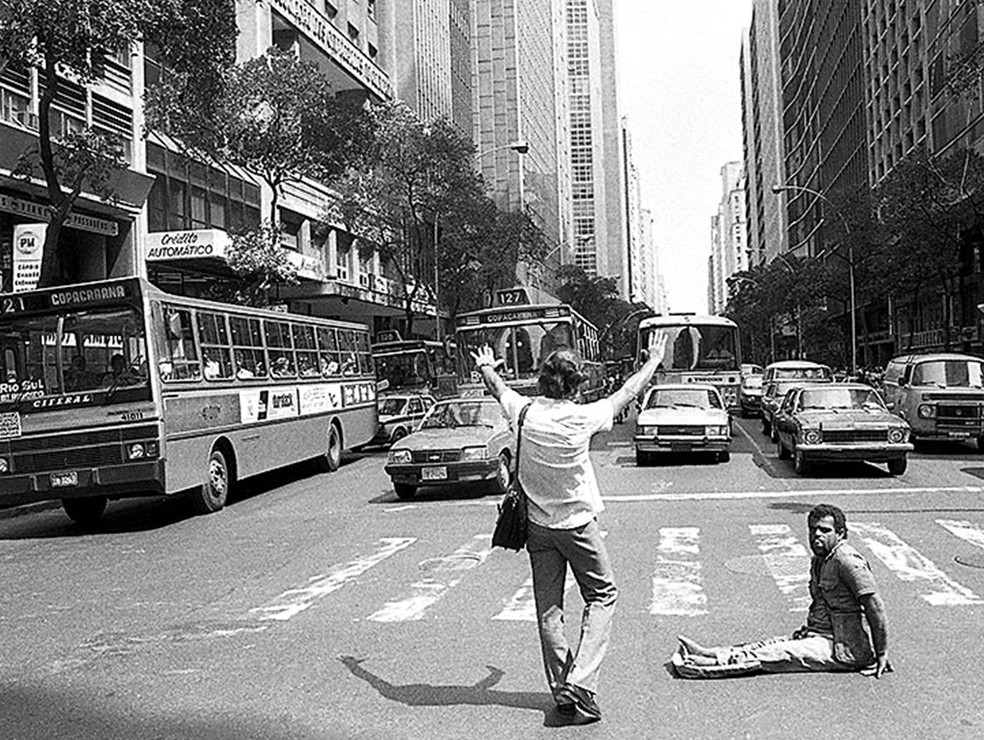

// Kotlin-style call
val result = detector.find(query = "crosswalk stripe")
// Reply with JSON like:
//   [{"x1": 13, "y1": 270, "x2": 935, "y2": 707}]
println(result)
[
  {"x1": 249, "y1": 537, "x2": 416, "y2": 622},
  {"x1": 651, "y1": 527, "x2": 707, "y2": 616},
  {"x1": 852, "y1": 522, "x2": 983, "y2": 606},
  {"x1": 368, "y1": 534, "x2": 494, "y2": 622},
  {"x1": 749, "y1": 524, "x2": 811, "y2": 612},
  {"x1": 936, "y1": 519, "x2": 984, "y2": 550},
  {"x1": 493, "y1": 570, "x2": 578, "y2": 622}
]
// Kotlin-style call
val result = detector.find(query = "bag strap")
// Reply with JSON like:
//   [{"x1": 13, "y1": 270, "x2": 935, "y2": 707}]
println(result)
[{"x1": 515, "y1": 402, "x2": 532, "y2": 485}]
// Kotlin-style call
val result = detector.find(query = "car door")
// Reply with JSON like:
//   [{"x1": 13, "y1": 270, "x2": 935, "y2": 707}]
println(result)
[
  {"x1": 408, "y1": 397, "x2": 424, "y2": 428},
  {"x1": 774, "y1": 389, "x2": 798, "y2": 446}
]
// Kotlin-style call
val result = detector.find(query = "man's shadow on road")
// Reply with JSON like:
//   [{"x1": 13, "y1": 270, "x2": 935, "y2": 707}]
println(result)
[{"x1": 338, "y1": 655, "x2": 583, "y2": 727}]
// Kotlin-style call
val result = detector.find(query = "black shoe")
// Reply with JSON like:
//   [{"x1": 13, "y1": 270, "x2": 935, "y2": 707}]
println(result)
[
  {"x1": 558, "y1": 683, "x2": 602, "y2": 722},
  {"x1": 555, "y1": 699, "x2": 577, "y2": 716}
]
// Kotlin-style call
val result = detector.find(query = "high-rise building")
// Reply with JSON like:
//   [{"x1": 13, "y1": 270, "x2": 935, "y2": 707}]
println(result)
[
  {"x1": 708, "y1": 162, "x2": 746, "y2": 315},
  {"x1": 740, "y1": 0, "x2": 787, "y2": 267},
  {"x1": 622, "y1": 120, "x2": 663, "y2": 309}
]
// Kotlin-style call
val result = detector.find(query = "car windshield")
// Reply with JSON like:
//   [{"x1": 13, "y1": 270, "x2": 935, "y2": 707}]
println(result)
[
  {"x1": 800, "y1": 388, "x2": 885, "y2": 410},
  {"x1": 772, "y1": 366, "x2": 832, "y2": 380},
  {"x1": 912, "y1": 360, "x2": 984, "y2": 388},
  {"x1": 378, "y1": 398, "x2": 408, "y2": 416},
  {"x1": 645, "y1": 389, "x2": 722, "y2": 410},
  {"x1": 421, "y1": 401, "x2": 505, "y2": 429}
]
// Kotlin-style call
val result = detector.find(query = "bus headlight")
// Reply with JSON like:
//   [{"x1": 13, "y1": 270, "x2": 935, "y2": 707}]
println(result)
[
  {"x1": 388, "y1": 449, "x2": 412, "y2": 464},
  {"x1": 917, "y1": 404, "x2": 936, "y2": 419},
  {"x1": 461, "y1": 446, "x2": 487, "y2": 461},
  {"x1": 888, "y1": 427, "x2": 908, "y2": 443},
  {"x1": 126, "y1": 442, "x2": 159, "y2": 460},
  {"x1": 803, "y1": 429, "x2": 822, "y2": 445},
  {"x1": 705, "y1": 425, "x2": 729, "y2": 437}
]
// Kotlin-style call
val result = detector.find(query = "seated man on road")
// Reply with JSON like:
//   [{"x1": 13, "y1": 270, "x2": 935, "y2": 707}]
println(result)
[{"x1": 673, "y1": 503, "x2": 892, "y2": 679}]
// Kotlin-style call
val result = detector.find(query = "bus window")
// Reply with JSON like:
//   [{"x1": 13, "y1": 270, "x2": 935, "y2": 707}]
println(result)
[
  {"x1": 317, "y1": 327, "x2": 341, "y2": 377},
  {"x1": 355, "y1": 331, "x2": 373, "y2": 376},
  {"x1": 338, "y1": 330, "x2": 359, "y2": 376},
  {"x1": 264, "y1": 320, "x2": 296, "y2": 377},
  {"x1": 160, "y1": 306, "x2": 201, "y2": 382},
  {"x1": 197, "y1": 312, "x2": 233, "y2": 380},
  {"x1": 293, "y1": 324, "x2": 320, "y2": 378},
  {"x1": 230, "y1": 315, "x2": 266, "y2": 379}
]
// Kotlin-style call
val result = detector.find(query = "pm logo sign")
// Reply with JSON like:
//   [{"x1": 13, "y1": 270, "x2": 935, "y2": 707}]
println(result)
[{"x1": 12, "y1": 223, "x2": 45, "y2": 293}]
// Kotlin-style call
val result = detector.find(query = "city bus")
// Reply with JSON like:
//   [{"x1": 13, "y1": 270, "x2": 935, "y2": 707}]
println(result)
[
  {"x1": 636, "y1": 313, "x2": 743, "y2": 412},
  {"x1": 0, "y1": 277, "x2": 377, "y2": 525},
  {"x1": 371, "y1": 329, "x2": 457, "y2": 397},
  {"x1": 454, "y1": 287, "x2": 605, "y2": 399}
]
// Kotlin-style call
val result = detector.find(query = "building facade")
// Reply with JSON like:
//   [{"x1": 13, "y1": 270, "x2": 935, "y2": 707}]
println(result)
[{"x1": 708, "y1": 161, "x2": 747, "y2": 315}]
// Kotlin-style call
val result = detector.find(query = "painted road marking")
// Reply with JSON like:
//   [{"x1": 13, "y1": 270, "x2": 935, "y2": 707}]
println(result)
[
  {"x1": 749, "y1": 524, "x2": 811, "y2": 612},
  {"x1": 368, "y1": 534, "x2": 494, "y2": 622},
  {"x1": 651, "y1": 527, "x2": 707, "y2": 616},
  {"x1": 249, "y1": 537, "x2": 416, "y2": 622},
  {"x1": 600, "y1": 486, "x2": 984, "y2": 502},
  {"x1": 937, "y1": 519, "x2": 984, "y2": 550},
  {"x1": 852, "y1": 522, "x2": 982, "y2": 606}
]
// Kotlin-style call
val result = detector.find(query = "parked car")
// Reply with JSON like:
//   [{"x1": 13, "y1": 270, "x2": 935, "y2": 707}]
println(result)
[
  {"x1": 634, "y1": 384, "x2": 732, "y2": 465},
  {"x1": 882, "y1": 353, "x2": 984, "y2": 449},
  {"x1": 772, "y1": 383, "x2": 912, "y2": 476},
  {"x1": 738, "y1": 374, "x2": 764, "y2": 417},
  {"x1": 384, "y1": 396, "x2": 514, "y2": 499},
  {"x1": 370, "y1": 393, "x2": 436, "y2": 446}
]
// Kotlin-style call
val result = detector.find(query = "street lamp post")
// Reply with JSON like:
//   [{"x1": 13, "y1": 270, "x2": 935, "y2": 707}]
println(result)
[{"x1": 771, "y1": 183, "x2": 857, "y2": 375}]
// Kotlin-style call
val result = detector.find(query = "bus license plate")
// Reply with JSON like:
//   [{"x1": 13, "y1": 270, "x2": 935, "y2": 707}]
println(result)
[
  {"x1": 422, "y1": 466, "x2": 447, "y2": 481},
  {"x1": 50, "y1": 471, "x2": 79, "y2": 488}
]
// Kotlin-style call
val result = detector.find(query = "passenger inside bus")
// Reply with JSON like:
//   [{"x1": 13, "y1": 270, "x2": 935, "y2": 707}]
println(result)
[
  {"x1": 66, "y1": 355, "x2": 98, "y2": 391},
  {"x1": 104, "y1": 353, "x2": 144, "y2": 386}
]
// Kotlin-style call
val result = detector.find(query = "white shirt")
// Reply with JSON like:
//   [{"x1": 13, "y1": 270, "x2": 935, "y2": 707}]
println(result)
[{"x1": 500, "y1": 388, "x2": 614, "y2": 529}]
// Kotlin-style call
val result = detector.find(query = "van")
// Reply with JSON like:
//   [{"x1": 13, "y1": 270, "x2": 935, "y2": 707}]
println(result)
[{"x1": 882, "y1": 353, "x2": 984, "y2": 448}]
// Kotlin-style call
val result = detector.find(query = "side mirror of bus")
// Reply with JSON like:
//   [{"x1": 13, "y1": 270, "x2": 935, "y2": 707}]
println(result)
[{"x1": 640, "y1": 350, "x2": 649, "y2": 363}]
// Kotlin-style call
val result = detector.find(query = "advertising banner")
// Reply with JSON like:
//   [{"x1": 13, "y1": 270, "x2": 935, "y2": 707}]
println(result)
[{"x1": 12, "y1": 223, "x2": 46, "y2": 293}]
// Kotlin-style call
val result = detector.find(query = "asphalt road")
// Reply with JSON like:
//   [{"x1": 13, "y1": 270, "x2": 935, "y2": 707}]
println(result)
[{"x1": 2, "y1": 413, "x2": 984, "y2": 739}]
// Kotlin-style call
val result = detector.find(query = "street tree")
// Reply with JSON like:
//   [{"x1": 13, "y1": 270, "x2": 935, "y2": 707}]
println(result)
[
  {"x1": 198, "y1": 224, "x2": 298, "y2": 307},
  {"x1": 0, "y1": 0, "x2": 237, "y2": 287},
  {"x1": 327, "y1": 103, "x2": 482, "y2": 336},
  {"x1": 554, "y1": 265, "x2": 642, "y2": 358}
]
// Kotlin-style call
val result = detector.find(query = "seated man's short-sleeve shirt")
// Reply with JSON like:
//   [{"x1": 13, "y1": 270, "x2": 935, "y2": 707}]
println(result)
[
  {"x1": 807, "y1": 541, "x2": 877, "y2": 634},
  {"x1": 500, "y1": 387, "x2": 613, "y2": 530}
]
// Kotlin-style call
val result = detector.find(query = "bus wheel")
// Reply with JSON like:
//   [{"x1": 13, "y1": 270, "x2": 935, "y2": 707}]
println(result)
[
  {"x1": 394, "y1": 483, "x2": 416, "y2": 499},
  {"x1": 321, "y1": 423, "x2": 343, "y2": 472},
  {"x1": 62, "y1": 497, "x2": 107, "y2": 526},
  {"x1": 192, "y1": 448, "x2": 231, "y2": 514},
  {"x1": 493, "y1": 452, "x2": 511, "y2": 493}
]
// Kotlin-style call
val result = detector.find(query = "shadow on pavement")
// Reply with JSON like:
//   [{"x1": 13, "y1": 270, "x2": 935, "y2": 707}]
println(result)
[
  {"x1": 0, "y1": 682, "x2": 333, "y2": 740},
  {"x1": 337, "y1": 655, "x2": 582, "y2": 727}
]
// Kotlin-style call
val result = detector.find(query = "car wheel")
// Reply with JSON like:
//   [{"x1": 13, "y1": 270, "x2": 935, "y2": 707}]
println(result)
[
  {"x1": 636, "y1": 449, "x2": 650, "y2": 467},
  {"x1": 718, "y1": 450, "x2": 731, "y2": 463},
  {"x1": 494, "y1": 452, "x2": 511, "y2": 493},
  {"x1": 793, "y1": 448, "x2": 809, "y2": 476},
  {"x1": 394, "y1": 483, "x2": 416, "y2": 500},
  {"x1": 761, "y1": 417, "x2": 771, "y2": 436},
  {"x1": 977, "y1": 435, "x2": 984, "y2": 453},
  {"x1": 391, "y1": 427, "x2": 408, "y2": 444},
  {"x1": 776, "y1": 436, "x2": 790, "y2": 460},
  {"x1": 62, "y1": 497, "x2": 107, "y2": 526},
  {"x1": 887, "y1": 456, "x2": 908, "y2": 475}
]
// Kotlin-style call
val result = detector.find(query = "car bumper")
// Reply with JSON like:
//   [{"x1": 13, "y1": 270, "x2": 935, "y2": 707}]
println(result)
[
  {"x1": 384, "y1": 459, "x2": 500, "y2": 486},
  {"x1": 795, "y1": 443, "x2": 913, "y2": 461},
  {"x1": 634, "y1": 436, "x2": 731, "y2": 453}
]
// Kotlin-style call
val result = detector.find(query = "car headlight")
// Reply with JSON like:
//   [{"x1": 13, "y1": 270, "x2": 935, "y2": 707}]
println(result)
[
  {"x1": 461, "y1": 446, "x2": 487, "y2": 461},
  {"x1": 705, "y1": 425, "x2": 729, "y2": 437},
  {"x1": 638, "y1": 425, "x2": 657, "y2": 436},
  {"x1": 888, "y1": 427, "x2": 908, "y2": 443},
  {"x1": 802, "y1": 429, "x2": 822, "y2": 445},
  {"x1": 917, "y1": 404, "x2": 936, "y2": 419},
  {"x1": 388, "y1": 449, "x2": 412, "y2": 464},
  {"x1": 0, "y1": 458, "x2": 8, "y2": 473}
]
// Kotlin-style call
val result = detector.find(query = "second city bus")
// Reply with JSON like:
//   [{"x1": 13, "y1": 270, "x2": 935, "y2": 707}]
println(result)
[{"x1": 0, "y1": 277, "x2": 377, "y2": 525}]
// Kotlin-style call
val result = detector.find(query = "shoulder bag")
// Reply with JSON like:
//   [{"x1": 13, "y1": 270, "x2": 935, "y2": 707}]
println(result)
[{"x1": 491, "y1": 403, "x2": 532, "y2": 551}]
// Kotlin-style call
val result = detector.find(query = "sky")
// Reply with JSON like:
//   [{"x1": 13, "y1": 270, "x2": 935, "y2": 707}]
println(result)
[{"x1": 613, "y1": 1, "x2": 753, "y2": 313}]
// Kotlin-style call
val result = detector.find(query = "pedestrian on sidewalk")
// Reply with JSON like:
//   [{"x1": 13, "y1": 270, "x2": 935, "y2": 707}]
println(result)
[
  {"x1": 674, "y1": 503, "x2": 892, "y2": 679},
  {"x1": 471, "y1": 329, "x2": 668, "y2": 722}
]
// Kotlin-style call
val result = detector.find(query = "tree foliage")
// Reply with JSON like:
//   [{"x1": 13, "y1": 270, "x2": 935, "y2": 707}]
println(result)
[
  {"x1": 554, "y1": 265, "x2": 641, "y2": 358},
  {"x1": 0, "y1": 0, "x2": 237, "y2": 286},
  {"x1": 199, "y1": 224, "x2": 297, "y2": 307}
]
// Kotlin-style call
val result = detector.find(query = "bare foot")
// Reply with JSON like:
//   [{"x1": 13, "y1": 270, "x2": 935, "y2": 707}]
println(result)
[{"x1": 677, "y1": 635, "x2": 716, "y2": 658}]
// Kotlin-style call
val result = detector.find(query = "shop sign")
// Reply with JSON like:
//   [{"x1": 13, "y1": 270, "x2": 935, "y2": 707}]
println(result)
[
  {"x1": 145, "y1": 229, "x2": 231, "y2": 261},
  {"x1": 285, "y1": 249, "x2": 326, "y2": 280},
  {"x1": 0, "y1": 194, "x2": 118, "y2": 236},
  {"x1": 12, "y1": 223, "x2": 45, "y2": 293}
]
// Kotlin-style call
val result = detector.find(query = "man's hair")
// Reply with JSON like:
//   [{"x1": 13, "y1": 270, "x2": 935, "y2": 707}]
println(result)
[
  {"x1": 538, "y1": 350, "x2": 586, "y2": 400},
  {"x1": 808, "y1": 503, "x2": 847, "y2": 536}
]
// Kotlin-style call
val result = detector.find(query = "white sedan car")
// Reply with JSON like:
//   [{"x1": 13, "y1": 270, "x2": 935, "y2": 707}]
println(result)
[{"x1": 634, "y1": 384, "x2": 732, "y2": 465}]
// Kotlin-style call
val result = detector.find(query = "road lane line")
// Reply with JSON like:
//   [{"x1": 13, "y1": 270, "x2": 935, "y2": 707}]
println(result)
[
  {"x1": 937, "y1": 519, "x2": 984, "y2": 550},
  {"x1": 852, "y1": 522, "x2": 982, "y2": 606},
  {"x1": 249, "y1": 537, "x2": 416, "y2": 622},
  {"x1": 600, "y1": 485, "x2": 984, "y2": 502},
  {"x1": 749, "y1": 524, "x2": 811, "y2": 612},
  {"x1": 650, "y1": 527, "x2": 708, "y2": 616},
  {"x1": 368, "y1": 534, "x2": 493, "y2": 622}
]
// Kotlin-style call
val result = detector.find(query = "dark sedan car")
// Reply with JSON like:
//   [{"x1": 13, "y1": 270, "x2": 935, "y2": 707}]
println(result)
[
  {"x1": 383, "y1": 397, "x2": 514, "y2": 499},
  {"x1": 772, "y1": 383, "x2": 912, "y2": 476}
]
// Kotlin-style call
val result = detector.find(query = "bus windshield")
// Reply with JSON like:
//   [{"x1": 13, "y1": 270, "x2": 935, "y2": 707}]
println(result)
[
  {"x1": 0, "y1": 306, "x2": 150, "y2": 408},
  {"x1": 641, "y1": 324, "x2": 739, "y2": 372},
  {"x1": 456, "y1": 322, "x2": 574, "y2": 380},
  {"x1": 375, "y1": 350, "x2": 432, "y2": 391}
]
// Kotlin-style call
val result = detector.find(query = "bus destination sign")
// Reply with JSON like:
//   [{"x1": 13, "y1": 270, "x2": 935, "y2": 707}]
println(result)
[
  {"x1": 485, "y1": 308, "x2": 552, "y2": 324},
  {"x1": 0, "y1": 282, "x2": 133, "y2": 316},
  {"x1": 496, "y1": 288, "x2": 530, "y2": 306}
]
